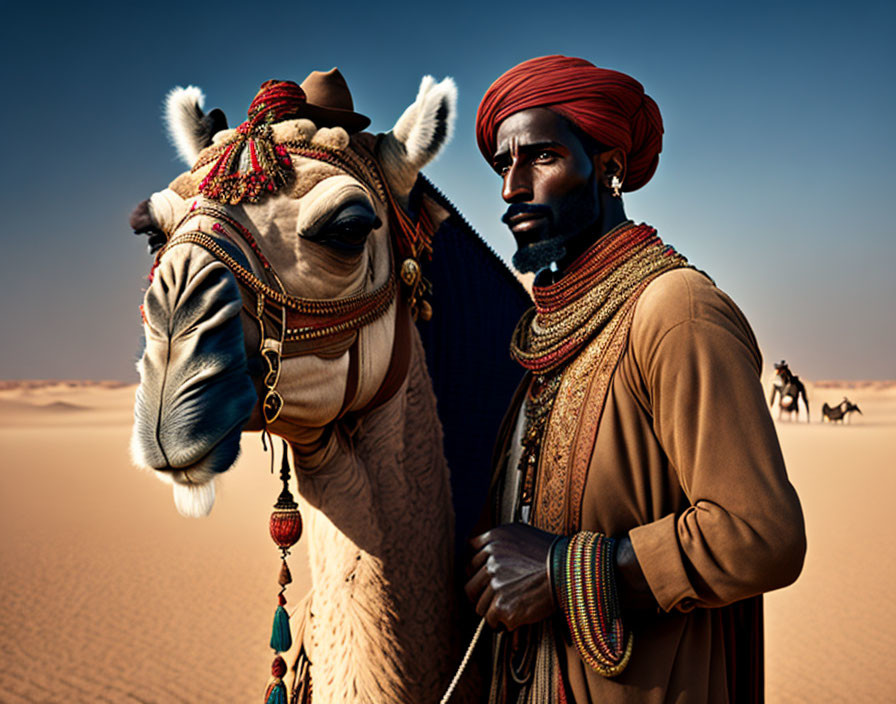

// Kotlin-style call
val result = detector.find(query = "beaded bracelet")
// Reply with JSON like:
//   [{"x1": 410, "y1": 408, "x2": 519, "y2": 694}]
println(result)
[{"x1": 551, "y1": 531, "x2": 633, "y2": 677}]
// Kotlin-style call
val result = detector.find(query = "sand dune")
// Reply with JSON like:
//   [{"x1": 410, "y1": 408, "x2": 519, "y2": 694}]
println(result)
[
  {"x1": 0, "y1": 381, "x2": 310, "y2": 703},
  {"x1": 0, "y1": 398, "x2": 89, "y2": 414},
  {"x1": 0, "y1": 379, "x2": 893, "y2": 702},
  {"x1": 762, "y1": 377, "x2": 896, "y2": 703}
]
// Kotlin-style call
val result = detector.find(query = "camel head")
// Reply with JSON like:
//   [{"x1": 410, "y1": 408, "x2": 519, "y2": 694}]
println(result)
[
  {"x1": 773, "y1": 360, "x2": 795, "y2": 385},
  {"x1": 131, "y1": 75, "x2": 457, "y2": 517},
  {"x1": 842, "y1": 398, "x2": 862, "y2": 414}
]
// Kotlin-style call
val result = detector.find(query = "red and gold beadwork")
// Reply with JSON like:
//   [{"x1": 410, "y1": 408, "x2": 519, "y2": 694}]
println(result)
[
  {"x1": 510, "y1": 222, "x2": 689, "y2": 373},
  {"x1": 194, "y1": 81, "x2": 309, "y2": 205}
]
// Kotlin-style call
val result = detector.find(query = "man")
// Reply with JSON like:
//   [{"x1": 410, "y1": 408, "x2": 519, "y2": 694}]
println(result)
[{"x1": 465, "y1": 55, "x2": 806, "y2": 703}]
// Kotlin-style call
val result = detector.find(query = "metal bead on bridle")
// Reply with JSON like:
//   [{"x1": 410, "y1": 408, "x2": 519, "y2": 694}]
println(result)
[{"x1": 400, "y1": 257, "x2": 432, "y2": 321}]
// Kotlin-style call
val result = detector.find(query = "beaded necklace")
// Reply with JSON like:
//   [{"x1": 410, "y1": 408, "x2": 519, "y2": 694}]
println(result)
[{"x1": 510, "y1": 222, "x2": 687, "y2": 373}]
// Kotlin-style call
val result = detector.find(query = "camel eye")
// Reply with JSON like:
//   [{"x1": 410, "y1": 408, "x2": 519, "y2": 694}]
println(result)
[{"x1": 305, "y1": 202, "x2": 380, "y2": 254}]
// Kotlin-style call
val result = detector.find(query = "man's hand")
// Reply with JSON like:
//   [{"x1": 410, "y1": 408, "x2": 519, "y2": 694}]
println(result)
[{"x1": 465, "y1": 523, "x2": 558, "y2": 631}]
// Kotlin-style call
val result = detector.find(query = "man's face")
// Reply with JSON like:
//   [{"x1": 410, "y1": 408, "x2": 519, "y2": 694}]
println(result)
[{"x1": 492, "y1": 108, "x2": 600, "y2": 273}]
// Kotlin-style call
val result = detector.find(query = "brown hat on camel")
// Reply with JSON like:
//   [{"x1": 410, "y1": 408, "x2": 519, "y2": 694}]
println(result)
[{"x1": 300, "y1": 68, "x2": 370, "y2": 133}]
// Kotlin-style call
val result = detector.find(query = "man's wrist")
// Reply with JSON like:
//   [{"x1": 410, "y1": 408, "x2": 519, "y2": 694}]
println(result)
[
  {"x1": 547, "y1": 534, "x2": 569, "y2": 610},
  {"x1": 614, "y1": 534, "x2": 657, "y2": 610}
]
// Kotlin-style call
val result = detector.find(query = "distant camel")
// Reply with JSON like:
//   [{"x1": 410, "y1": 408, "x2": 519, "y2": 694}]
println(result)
[
  {"x1": 769, "y1": 360, "x2": 810, "y2": 422},
  {"x1": 822, "y1": 398, "x2": 862, "y2": 423}
]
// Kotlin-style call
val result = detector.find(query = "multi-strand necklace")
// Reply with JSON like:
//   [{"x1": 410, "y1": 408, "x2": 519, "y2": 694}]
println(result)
[{"x1": 511, "y1": 222, "x2": 687, "y2": 374}]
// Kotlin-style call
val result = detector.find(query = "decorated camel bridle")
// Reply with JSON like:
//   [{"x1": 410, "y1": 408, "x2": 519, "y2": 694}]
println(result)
[
  {"x1": 150, "y1": 124, "x2": 442, "y2": 702},
  {"x1": 154, "y1": 135, "x2": 435, "y2": 421}
]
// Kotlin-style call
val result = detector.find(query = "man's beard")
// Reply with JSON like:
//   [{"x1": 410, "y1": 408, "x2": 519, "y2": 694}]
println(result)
[
  {"x1": 506, "y1": 172, "x2": 600, "y2": 275},
  {"x1": 512, "y1": 237, "x2": 568, "y2": 274}
]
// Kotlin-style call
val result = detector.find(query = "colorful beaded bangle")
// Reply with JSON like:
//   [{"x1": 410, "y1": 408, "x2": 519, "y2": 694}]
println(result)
[{"x1": 551, "y1": 531, "x2": 633, "y2": 677}]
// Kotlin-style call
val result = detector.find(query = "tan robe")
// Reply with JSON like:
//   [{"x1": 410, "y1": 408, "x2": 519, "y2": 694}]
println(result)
[{"x1": 491, "y1": 268, "x2": 806, "y2": 703}]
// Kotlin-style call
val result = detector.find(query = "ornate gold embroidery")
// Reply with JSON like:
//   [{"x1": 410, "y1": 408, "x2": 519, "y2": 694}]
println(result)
[{"x1": 531, "y1": 276, "x2": 660, "y2": 533}]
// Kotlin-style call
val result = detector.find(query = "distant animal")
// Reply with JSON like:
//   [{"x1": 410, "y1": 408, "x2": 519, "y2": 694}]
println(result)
[
  {"x1": 822, "y1": 398, "x2": 862, "y2": 423},
  {"x1": 769, "y1": 360, "x2": 810, "y2": 422}
]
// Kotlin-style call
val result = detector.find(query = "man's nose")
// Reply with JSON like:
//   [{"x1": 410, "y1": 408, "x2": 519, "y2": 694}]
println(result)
[{"x1": 502, "y1": 162, "x2": 532, "y2": 203}]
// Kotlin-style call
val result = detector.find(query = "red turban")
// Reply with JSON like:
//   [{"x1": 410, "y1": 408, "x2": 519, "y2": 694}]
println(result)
[{"x1": 476, "y1": 55, "x2": 663, "y2": 192}]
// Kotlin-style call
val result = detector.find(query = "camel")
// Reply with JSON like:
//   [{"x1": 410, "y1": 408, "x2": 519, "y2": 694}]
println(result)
[
  {"x1": 822, "y1": 398, "x2": 862, "y2": 423},
  {"x1": 769, "y1": 360, "x2": 810, "y2": 422},
  {"x1": 129, "y1": 73, "x2": 529, "y2": 703}
]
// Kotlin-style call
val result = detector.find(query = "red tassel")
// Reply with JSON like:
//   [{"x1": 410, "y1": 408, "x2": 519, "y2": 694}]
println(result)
[{"x1": 264, "y1": 656, "x2": 289, "y2": 703}]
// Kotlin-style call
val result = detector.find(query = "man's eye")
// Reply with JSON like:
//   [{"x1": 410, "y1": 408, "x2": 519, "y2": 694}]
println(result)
[{"x1": 535, "y1": 150, "x2": 556, "y2": 162}]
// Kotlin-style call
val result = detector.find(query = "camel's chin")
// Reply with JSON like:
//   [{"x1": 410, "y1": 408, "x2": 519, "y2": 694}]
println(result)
[
  {"x1": 150, "y1": 466, "x2": 218, "y2": 517},
  {"x1": 132, "y1": 424, "x2": 241, "y2": 519},
  {"x1": 171, "y1": 479, "x2": 216, "y2": 518}
]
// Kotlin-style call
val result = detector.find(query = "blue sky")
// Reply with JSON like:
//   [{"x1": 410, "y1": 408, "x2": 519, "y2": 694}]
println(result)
[{"x1": 1, "y1": 0, "x2": 893, "y2": 379}]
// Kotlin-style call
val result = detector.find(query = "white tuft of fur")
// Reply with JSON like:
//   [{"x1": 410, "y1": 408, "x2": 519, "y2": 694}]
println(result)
[
  {"x1": 130, "y1": 430, "x2": 217, "y2": 518},
  {"x1": 391, "y1": 76, "x2": 457, "y2": 166},
  {"x1": 164, "y1": 85, "x2": 207, "y2": 166},
  {"x1": 172, "y1": 479, "x2": 216, "y2": 517},
  {"x1": 148, "y1": 188, "x2": 190, "y2": 236}
]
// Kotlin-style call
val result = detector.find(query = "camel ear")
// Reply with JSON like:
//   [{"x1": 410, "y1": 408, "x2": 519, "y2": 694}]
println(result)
[
  {"x1": 376, "y1": 76, "x2": 457, "y2": 201},
  {"x1": 148, "y1": 188, "x2": 189, "y2": 236},
  {"x1": 164, "y1": 86, "x2": 229, "y2": 166}
]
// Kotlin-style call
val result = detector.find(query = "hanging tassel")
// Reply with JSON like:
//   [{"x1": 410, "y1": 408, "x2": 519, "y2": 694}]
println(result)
[
  {"x1": 264, "y1": 655, "x2": 289, "y2": 704},
  {"x1": 263, "y1": 441, "x2": 301, "y2": 694},
  {"x1": 271, "y1": 593, "x2": 292, "y2": 653}
]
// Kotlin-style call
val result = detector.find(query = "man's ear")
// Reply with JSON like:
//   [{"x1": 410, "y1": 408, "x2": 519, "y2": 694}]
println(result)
[{"x1": 594, "y1": 147, "x2": 627, "y2": 190}]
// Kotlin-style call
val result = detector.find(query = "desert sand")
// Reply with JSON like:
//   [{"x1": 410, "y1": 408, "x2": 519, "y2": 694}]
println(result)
[{"x1": 0, "y1": 378, "x2": 893, "y2": 702}]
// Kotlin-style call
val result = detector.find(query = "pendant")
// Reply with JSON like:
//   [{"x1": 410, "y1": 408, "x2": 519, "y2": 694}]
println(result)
[
  {"x1": 261, "y1": 340, "x2": 284, "y2": 424},
  {"x1": 263, "y1": 440, "x2": 303, "y2": 701}
]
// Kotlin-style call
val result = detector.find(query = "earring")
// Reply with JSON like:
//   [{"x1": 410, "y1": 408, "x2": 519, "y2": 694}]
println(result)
[{"x1": 609, "y1": 175, "x2": 623, "y2": 198}]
